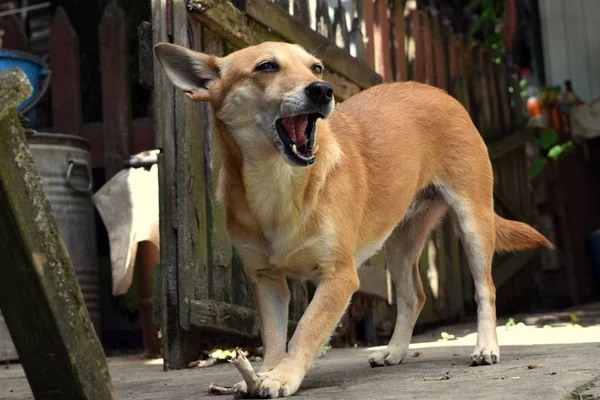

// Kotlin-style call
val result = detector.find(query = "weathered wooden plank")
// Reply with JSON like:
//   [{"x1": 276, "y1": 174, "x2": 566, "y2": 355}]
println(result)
[
  {"x1": 171, "y1": 0, "x2": 211, "y2": 333},
  {"x1": 313, "y1": 0, "x2": 332, "y2": 38},
  {"x1": 201, "y1": 28, "x2": 232, "y2": 304},
  {"x1": 187, "y1": 0, "x2": 362, "y2": 100},
  {"x1": 496, "y1": 62, "x2": 513, "y2": 133},
  {"x1": 293, "y1": 0, "x2": 310, "y2": 24},
  {"x1": 363, "y1": 0, "x2": 376, "y2": 68},
  {"x1": 422, "y1": 12, "x2": 435, "y2": 85},
  {"x1": 332, "y1": 1, "x2": 350, "y2": 51},
  {"x1": 483, "y1": 50, "x2": 501, "y2": 139},
  {"x1": 492, "y1": 251, "x2": 535, "y2": 288},
  {"x1": 374, "y1": 0, "x2": 392, "y2": 81},
  {"x1": 242, "y1": 0, "x2": 382, "y2": 88},
  {"x1": 152, "y1": 0, "x2": 199, "y2": 371},
  {"x1": 487, "y1": 127, "x2": 534, "y2": 161},
  {"x1": 138, "y1": 21, "x2": 155, "y2": 89},
  {"x1": 0, "y1": 15, "x2": 28, "y2": 50},
  {"x1": 394, "y1": 0, "x2": 407, "y2": 81},
  {"x1": 50, "y1": 7, "x2": 82, "y2": 136},
  {"x1": 0, "y1": 69, "x2": 113, "y2": 399},
  {"x1": 509, "y1": 72, "x2": 525, "y2": 129},
  {"x1": 410, "y1": 10, "x2": 425, "y2": 82},
  {"x1": 432, "y1": 19, "x2": 447, "y2": 90},
  {"x1": 99, "y1": 2, "x2": 132, "y2": 179}
]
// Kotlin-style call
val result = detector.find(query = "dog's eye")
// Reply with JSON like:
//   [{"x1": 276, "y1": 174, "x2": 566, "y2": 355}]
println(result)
[
  {"x1": 311, "y1": 64, "x2": 324, "y2": 75},
  {"x1": 255, "y1": 61, "x2": 279, "y2": 72}
]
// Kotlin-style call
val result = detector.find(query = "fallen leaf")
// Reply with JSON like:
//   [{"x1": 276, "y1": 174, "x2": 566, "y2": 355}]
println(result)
[{"x1": 413, "y1": 352, "x2": 422, "y2": 357}]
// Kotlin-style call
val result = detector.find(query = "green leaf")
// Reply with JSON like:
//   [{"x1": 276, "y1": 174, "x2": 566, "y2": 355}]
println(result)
[
  {"x1": 470, "y1": 17, "x2": 484, "y2": 34},
  {"x1": 528, "y1": 157, "x2": 548, "y2": 178},
  {"x1": 536, "y1": 129, "x2": 559, "y2": 149}
]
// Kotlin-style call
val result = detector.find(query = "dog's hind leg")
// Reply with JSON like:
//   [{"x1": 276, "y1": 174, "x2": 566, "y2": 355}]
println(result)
[
  {"x1": 368, "y1": 198, "x2": 448, "y2": 367},
  {"x1": 439, "y1": 183, "x2": 499, "y2": 366}
]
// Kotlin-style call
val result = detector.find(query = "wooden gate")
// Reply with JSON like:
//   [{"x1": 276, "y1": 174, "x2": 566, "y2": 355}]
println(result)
[{"x1": 151, "y1": 0, "x2": 542, "y2": 368}]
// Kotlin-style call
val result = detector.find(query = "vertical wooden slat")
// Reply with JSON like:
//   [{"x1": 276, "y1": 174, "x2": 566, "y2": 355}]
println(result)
[
  {"x1": 394, "y1": 0, "x2": 407, "y2": 81},
  {"x1": 99, "y1": 2, "x2": 132, "y2": 179},
  {"x1": 483, "y1": 50, "x2": 501, "y2": 138},
  {"x1": 363, "y1": 0, "x2": 376, "y2": 68},
  {"x1": 0, "y1": 15, "x2": 28, "y2": 50},
  {"x1": 0, "y1": 89, "x2": 114, "y2": 399},
  {"x1": 411, "y1": 10, "x2": 425, "y2": 82},
  {"x1": 422, "y1": 11, "x2": 435, "y2": 85},
  {"x1": 374, "y1": 0, "x2": 392, "y2": 81},
  {"x1": 496, "y1": 63, "x2": 513, "y2": 133},
  {"x1": 333, "y1": 1, "x2": 350, "y2": 51},
  {"x1": 50, "y1": 7, "x2": 82, "y2": 136},
  {"x1": 293, "y1": 0, "x2": 310, "y2": 23},
  {"x1": 509, "y1": 71, "x2": 525, "y2": 129},
  {"x1": 202, "y1": 30, "x2": 233, "y2": 304},
  {"x1": 153, "y1": 0, "x2": 188, "y2": 370},
  {"x1": 316, "y1": 0, "x2": 333, "y2": 39},
  {"x1": 432, "y1": 19, "x2": 447, "y2": 90}
]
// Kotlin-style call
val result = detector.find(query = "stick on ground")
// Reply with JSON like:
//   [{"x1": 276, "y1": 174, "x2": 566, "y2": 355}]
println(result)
[{"x1": 208, "y1": 348, "x2": 260, "y2": 396}]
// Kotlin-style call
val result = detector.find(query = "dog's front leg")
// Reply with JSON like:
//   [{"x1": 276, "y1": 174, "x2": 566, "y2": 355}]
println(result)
[
  {"x1": 252, "y1": 272, "x2": 290, "y2": 372},
  {"x1": 255, "y1": 264, "x2": 360, "y2": 398},
  {"x1": 232, "y1": 266, "x2": 290, "y2": 395}
]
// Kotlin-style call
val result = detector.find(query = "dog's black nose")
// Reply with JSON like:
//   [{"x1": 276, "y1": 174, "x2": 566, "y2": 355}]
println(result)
[{"x1": 305, "y1": 82, "x2": 334, "y2": 105}]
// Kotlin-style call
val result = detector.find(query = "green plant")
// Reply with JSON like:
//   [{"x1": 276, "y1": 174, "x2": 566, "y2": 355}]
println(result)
[
  {"x1": 528, "y1": 129, "x2": 575, "y2": 178},
  {"x1": 437, "y1": 332, "x2": 457, "y2": 342},
  {"x1": 466, "y1": 0, "x2": 506, "y2": 63}
]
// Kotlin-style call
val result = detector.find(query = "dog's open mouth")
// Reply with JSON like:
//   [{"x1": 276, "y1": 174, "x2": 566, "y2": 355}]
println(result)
[{"x1": 276, "y1": 113, "x2": 323, "y2": 166}]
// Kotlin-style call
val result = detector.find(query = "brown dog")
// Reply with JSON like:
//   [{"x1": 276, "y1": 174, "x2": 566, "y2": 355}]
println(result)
[{"x1": 154, "y1": 41, "x2": 552, "y2": 398}]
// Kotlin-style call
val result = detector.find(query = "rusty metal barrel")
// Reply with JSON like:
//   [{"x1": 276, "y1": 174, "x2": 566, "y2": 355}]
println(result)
[{"x1": 27, "y1": 133, "x2": 101, "y2": 335}]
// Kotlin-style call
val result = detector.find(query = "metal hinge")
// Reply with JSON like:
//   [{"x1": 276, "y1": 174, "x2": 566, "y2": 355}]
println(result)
[{"x1": 166, "y1": 0, "x2": 173, "y2": 38}]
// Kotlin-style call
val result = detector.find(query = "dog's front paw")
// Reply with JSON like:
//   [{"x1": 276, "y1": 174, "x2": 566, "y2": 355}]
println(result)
[
  {"x1": 368, "y1": 345, "x2": 408, "y2": 367},
  {"x1": 255, "y1": 367, "x2": 303, "y2": 398},
  {"x1": 469, "y1": 345, "x2": 500, "y2": 366}
]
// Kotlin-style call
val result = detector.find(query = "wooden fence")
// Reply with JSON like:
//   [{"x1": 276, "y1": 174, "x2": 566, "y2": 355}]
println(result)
[{"x1": 152, "y1": 0, "x2": 542, "y2": 368}]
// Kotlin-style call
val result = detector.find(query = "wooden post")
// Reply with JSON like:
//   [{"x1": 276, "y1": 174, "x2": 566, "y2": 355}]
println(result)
[
  {"x1": 99, "y1": 2, "x2": 132, "y2": 179},
  {"x1": 393, "y1": 0, "x2": 407, "y2": 81},
  {"x1": 411, "y1": 10, "x2": 425, "y2": 83},
  {"x1": 363, "y1": 0, "x2": 375, "y2": 68},
  {"x1": 0, "y1": 15, "x2": 28, "y2": 50},
  {"x1": 432, "y1": 19, "x2": 447, "y2": 90},
  {"x1": 0, "y1": 68, "x2": 113, "y2": 400},
  {"x1": 422, "y1": 12, "x2": 435, "y2": 86},
  {"x1": 374, "y1": 0, "x2": 392, "y2": 81},
  {"x1": 50, "y1": 7, "x2": 82, "y2": 136}
]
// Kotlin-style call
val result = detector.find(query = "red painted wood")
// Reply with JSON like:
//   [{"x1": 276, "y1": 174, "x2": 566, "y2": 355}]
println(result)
[
  {"x1": 374, "y1": 0, "x2": 392, "y2": 81},
  {"x1": 99, "y1": 2, "x2": 132, "y2": 179},
  {"x1": 411, "y1": 11, "x2": 425, "y2": 83},
  {"x1": 1, "y1": 15, "x2": 28, "y2": 50},
  {"x1": 50, "y1": 7, "x2": 82, "y2": 136},
  {"x1": 433, "y1": 20, "x2": 447, "y2": 90},
  {"x1": 363, "y1": 0, "x2": 375, "y2": 69},
  {"x1": 394, "y1": 0, "x2": 407, "y2": 81},
  {"x1": 422, "y1": 12, "x2": 435, "y2": 85}
]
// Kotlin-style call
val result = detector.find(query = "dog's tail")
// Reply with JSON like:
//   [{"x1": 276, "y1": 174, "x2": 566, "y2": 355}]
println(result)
[{"x1": 494, "y1": 214, "x2": 554, "y2": 252}]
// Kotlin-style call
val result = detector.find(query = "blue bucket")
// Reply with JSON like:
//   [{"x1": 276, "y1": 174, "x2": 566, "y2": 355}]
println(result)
[{"x1": 0, "y1": 49, "x2": 51, "y2": 125}]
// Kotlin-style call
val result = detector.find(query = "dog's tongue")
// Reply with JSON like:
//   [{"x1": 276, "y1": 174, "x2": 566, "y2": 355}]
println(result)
[{"x1": 281, "y1": 115, "x2": 308, "y2": 147}]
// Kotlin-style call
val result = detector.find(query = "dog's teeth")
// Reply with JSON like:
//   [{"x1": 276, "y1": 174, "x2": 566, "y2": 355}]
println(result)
[
  {"x1": 292, "y1": 144, "x2": 298, "y2": 154},
  {"x1": 313, "y1": 145, "x2": 319, "y2": 154}
]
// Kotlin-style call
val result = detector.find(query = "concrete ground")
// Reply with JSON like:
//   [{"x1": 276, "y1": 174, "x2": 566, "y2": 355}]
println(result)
[{"x1": 2, "y1": 304, "x2": 600, "y2": 400}]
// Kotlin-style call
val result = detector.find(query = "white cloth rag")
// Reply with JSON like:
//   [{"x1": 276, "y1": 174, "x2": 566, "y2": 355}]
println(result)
[{"x1": 92, "y1": 155, "x2": 160, "y2": 296}]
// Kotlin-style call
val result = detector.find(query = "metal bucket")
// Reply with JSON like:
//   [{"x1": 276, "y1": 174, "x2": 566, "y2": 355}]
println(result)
[{"x1": 27, "y1": 133, "x2": 101, "y2": 335}]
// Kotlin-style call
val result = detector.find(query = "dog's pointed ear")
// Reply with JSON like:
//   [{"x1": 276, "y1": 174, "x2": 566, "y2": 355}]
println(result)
[{"x1": 154, "y1": 43, "x2": 220, "y2": 102}]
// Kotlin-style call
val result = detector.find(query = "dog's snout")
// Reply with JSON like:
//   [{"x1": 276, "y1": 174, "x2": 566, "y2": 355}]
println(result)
[{"x1": 305, "y1": 82, "x2": 334, "y2": 105}]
